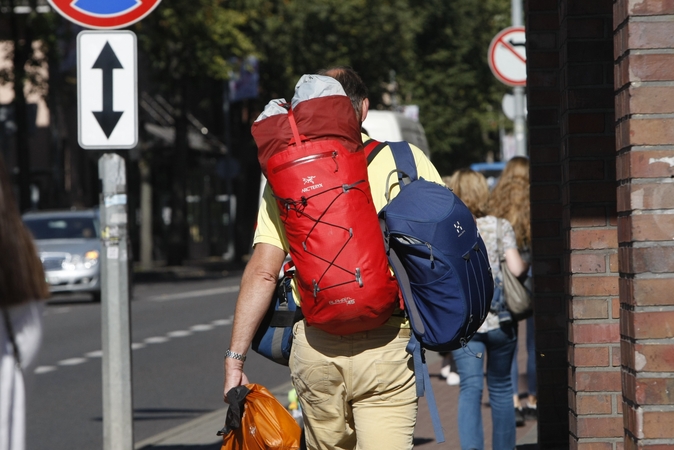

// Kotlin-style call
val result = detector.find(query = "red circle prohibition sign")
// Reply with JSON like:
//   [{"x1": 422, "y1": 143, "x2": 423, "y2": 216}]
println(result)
[
  {"x1": 47, "y1": 0, "x2": 162, "y2": 29},
  {"x1": 488, "y1": 26, "x2": 526, "y2": 87}
]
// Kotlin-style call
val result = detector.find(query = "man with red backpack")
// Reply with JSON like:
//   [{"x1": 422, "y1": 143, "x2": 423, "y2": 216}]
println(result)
[{"x1": 224, "y1": 67, "x2": 444, "y2": 450}]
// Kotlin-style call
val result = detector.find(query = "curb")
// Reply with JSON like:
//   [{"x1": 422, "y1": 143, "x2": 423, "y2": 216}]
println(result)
[{"x1": 135, "y1": 381, "x2": 295, "y2": 449}]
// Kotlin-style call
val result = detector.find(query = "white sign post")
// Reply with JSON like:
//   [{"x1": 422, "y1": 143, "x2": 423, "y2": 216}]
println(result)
[
  {"x1": 77, "y1": 31, "x2": 137, "y2": 150},
  {"x1": 77, "y1": 30, "x2": 137, "y2": 450}
]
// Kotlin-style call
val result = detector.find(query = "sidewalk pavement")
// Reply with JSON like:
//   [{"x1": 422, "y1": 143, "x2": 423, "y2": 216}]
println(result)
[
  {"x1": 132, "y1": 258, "x2": 245, "y2": 284},
  {"x1": 136, "y1": 320, "x2": 537, "y2": 450}
]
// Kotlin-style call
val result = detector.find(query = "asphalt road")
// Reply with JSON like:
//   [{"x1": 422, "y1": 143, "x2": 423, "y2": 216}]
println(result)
[{"x1": 25, "y1": 274, "x2": 292, "y2": 450}]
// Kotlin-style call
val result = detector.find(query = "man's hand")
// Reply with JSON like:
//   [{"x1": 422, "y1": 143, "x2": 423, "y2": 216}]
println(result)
[
  {"x1": 223, "y1": 357, "x2": 249, "y2": 402},
  {"x1": 222, "y1": 243, "x2": 286, "y2": 403}
]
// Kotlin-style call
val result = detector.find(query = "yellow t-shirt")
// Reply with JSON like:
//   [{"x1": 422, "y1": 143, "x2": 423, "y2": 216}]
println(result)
[{"x1": 253, "y1": 134, "x2": 444, "y2": 325}]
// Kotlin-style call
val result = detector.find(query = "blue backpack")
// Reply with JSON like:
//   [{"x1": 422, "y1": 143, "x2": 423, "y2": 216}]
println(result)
[{"x1": 370, "y1": 140, "x2": 494, "y2": 443}]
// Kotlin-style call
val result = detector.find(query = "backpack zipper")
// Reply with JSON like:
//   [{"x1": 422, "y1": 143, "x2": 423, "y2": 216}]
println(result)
[
  {"x1": 272, "y1": 151, "x2": 337, "y2": 175},
  {"x1": 426, "y1": 242, "x2": 434, "y2": 265},
  {"x1": 394, "y1": 235, "x2": 434, "y2": 265}
]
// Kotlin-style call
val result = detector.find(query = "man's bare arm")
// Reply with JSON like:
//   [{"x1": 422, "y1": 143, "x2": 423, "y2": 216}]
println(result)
[{"x1": 223, "y1": 242, "x2": 286, "y2": 401}]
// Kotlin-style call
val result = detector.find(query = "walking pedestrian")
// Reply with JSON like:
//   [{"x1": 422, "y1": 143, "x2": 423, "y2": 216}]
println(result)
[
  {"x1": 448, "y1": 168, "x2": 528, "y2": 450},
  {"x1": 223, "y1": 67, "x2": 445, "y2": 450},
  {"x1": 0, "y1": 155, "x2": 49, "y2": 450},
  {"x1": 488, "y1": 156, "x2": 537, "y2": 423}
]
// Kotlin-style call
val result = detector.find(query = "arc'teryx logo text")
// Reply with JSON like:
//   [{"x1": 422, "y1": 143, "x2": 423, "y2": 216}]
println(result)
[{"x1": 301, "y1": 174, "x2": 323, "y2": 193}]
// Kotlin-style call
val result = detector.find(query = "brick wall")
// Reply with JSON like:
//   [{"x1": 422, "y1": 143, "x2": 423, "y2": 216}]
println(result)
[
  {"x1": 559, "y1": 1, "x2": 621, "y2": 448},
  {"x1": 614, "y1": 0, "x2": 674, "y2": 447},
  {"x1": 526, "y1": 0, "x2": 567, "y2": 447}
]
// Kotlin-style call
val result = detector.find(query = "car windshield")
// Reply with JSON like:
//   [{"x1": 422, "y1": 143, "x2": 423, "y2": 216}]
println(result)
[{"x1": 24, "y1": 217, "x2": 99, "y2": 240}]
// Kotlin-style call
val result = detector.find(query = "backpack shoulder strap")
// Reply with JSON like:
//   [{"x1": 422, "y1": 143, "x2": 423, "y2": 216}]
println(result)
[
  {"x1": 363, "y1": 139, "x2": 387, "y2": 165},
  {"x1": 387, "y1": 141, "x2": 418, "y2": 182},
  {"x1": 407, "y1": 334, "x2": 446, "y2": 443}
]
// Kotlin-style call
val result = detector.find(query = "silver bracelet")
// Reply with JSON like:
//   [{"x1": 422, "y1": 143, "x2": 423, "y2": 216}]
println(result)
[{"x1": 225, "y1": 349, "x2": 247, "y2": 362}]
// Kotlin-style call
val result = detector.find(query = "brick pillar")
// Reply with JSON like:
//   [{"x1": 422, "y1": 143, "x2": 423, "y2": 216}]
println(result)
[
  {"x1": 526, "y1": 1, "x2": 567, "y2": 447},
  {"x1": 560, "y1": 1, "x2": 622, "y2": 448},
  {"x1": 614, "y1": 1, "x2": 674, "y2": 447}
]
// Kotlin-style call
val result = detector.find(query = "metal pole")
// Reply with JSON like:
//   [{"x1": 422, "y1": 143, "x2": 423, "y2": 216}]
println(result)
[
  {"x1": 139, "y1": 158, "x2": 153, "y2": 270},
  {"x1": 99, "y1": 154, "x2": 134, "y2": 450},
  {"x1": 512, "y1": 0, "x2": 527, "y2": 156}
]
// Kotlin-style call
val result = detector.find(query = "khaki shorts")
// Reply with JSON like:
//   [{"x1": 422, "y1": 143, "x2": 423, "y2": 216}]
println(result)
[{"x1": 290, "y1": 320, "x2": 417, "y2": 450}]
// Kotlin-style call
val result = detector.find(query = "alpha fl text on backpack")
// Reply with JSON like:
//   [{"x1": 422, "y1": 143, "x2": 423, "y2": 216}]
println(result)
[{"x1": 252, "y1": 75, "x2": 399, "y2": 336}]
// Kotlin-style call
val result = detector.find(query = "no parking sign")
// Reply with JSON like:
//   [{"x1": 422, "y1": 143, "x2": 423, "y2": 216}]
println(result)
[
  {"x1": 47, "y1": 0, "x2": 163, "y2": 29},
  {"x1": 488, "y1": 26, "x2": 526, "y2": 87}
]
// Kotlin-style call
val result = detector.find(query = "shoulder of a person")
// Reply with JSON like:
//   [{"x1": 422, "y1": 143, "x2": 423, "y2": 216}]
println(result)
[
  {"x1": 499, "y1": 217, "x2": 515, "y2": 231},
  {"x1": 398, "y1": 142, "x2": 442, "y2": 181}
]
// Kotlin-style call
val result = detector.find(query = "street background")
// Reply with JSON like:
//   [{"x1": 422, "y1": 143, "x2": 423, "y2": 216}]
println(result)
[{"x1": 26, "y1": 266, "x2": 537, "y2": 450}]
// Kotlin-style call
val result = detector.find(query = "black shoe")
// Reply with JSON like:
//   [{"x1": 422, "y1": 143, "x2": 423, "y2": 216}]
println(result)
[
  {"x1": 515, "y1": 408, "x2": 525, "y2": 427},
  {"x1": 523, "y1": 406, "x2": 538, "y2": 420}
]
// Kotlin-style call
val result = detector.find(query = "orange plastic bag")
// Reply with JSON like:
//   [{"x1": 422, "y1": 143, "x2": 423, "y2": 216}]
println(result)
[{"x1": 218, "y1": 383, "x2": 301, "y2": 450}]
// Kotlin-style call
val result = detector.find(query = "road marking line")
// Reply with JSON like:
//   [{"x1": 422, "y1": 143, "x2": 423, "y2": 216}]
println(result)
[
  {"x1": 34, "y1": 315, "x2": 235, "y2": 375},
  {"x1": 44, "y1": 307, "x2": 72, "y2": 316},
  {"x1": 212, "y1": 318, "x2": 233, "y2": 326},
  {"x1": 146, "y1": 285, "x2": 240, "y2": 302},
  {"x1": 58, "y1": 357, "x2": 87, "y2": 366},
  {"x1": 167, "y1": 330, "x2": 191, "y2": 338}
]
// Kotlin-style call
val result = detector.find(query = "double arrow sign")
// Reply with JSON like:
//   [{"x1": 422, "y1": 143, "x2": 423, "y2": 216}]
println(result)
[
  {"x1": 92, "y1": 42, "x2": 124, "y2": 138},
  {"x1": 77, "y1": 31, "x2": 137, "y2": 150}
]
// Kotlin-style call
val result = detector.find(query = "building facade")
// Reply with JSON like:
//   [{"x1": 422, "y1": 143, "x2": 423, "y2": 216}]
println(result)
[{"x1": 526, "y1": 0, "x2": 674, "y2": 448}]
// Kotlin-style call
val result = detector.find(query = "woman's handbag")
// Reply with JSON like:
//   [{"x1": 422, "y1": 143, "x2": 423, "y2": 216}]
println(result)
[
  {"x1": 218, "y1": 384, "x2": 302, "y2": 450},
  {"x1": 496, "y1": 219, "x2": 533, "y2": 320}
]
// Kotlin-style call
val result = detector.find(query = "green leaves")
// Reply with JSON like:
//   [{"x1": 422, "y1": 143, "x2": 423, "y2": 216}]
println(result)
[
  {"x1": 231, "y1": 0, "x2": 510, "y2": 175},
  {"x1": 404, "y1": 0, "x2": 511, "y2": 175},
  {"x1": 135, "y1": 0, "x2": 255, "y2": 82},
  {"x1": 134, "y1": 0, "x2": 511, "y2": 174}
]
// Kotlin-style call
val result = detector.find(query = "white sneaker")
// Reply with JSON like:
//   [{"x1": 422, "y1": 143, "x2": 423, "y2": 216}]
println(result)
[
  {"x1": 446, "y1": 372, "x2": 460, "y2": 386},
  {"x1": 440, "y1": 365, "x2": 450, "y2": 379}
]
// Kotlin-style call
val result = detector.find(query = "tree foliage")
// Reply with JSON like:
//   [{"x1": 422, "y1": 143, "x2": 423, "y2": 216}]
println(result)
[
  {"x1": 403, "y1": 0, "x2": 511, "y2": 175},
  {"x1": 135, "y1": 0, "x2": 255, "y2": 84},
  {"x1": 228, "y1": 0, "x2": 420, "y2": 105},
  {"x1": 226, "y1": 0, "x2": 510, "y2": 175}
]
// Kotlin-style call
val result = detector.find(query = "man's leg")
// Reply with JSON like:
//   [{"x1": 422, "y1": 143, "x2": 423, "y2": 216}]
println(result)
[
  {"x1": 350, "y1": 327, "x2": 417, "y2": 450},
  {"x1": 290, "y1": 321, "x2": 356, "y2": 450}
]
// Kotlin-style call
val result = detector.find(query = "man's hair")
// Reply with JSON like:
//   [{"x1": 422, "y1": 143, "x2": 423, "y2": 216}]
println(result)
[{"x1": 318, "y1": 67, "x2": 368, "y2": 121}]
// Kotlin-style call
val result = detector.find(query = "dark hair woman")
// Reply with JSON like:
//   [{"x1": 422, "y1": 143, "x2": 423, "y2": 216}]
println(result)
[{"x1": 0, "y1": 154, "x2": 49, "y2": 450}]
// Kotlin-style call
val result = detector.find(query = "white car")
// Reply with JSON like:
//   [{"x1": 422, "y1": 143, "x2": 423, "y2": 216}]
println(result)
[{"x1": 23, "y1": 209, "x2": 102, "y2": 302}]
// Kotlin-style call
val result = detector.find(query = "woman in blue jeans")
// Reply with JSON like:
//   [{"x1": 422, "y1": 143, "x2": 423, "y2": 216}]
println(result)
[
  {"x1": 447, "y1": 170, "x2": 527, "y2": 450},
  {"x1": 489, "y1": 157, "x2": 537, "y2": 423}
]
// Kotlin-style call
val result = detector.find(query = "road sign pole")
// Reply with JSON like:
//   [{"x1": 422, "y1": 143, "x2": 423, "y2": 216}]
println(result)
[
  {"x1": 99, "y1": 154, "x2": 134, "y2": 450},
  {"x1": 512, "y1": 0, "x2": 523, "y2": 27},
  {"x1": 513, "y1": 86, "x2": 527, "y2": 156},
  {"x1": 511, "y1": 0, "x2": 527, "y2": 156}
]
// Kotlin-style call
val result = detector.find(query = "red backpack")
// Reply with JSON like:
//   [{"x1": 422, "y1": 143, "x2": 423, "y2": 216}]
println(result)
[{"x1": 252, "y1": 75, "x2": 399, "y2": 335}]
